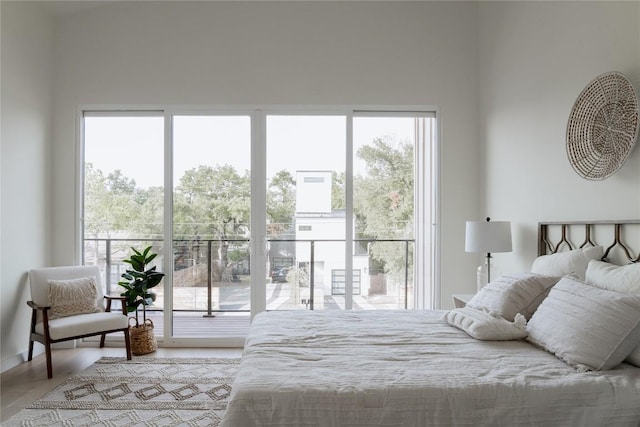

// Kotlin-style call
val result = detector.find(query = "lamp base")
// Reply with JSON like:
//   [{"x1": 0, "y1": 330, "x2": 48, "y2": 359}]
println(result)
[
  {"x1": 476, "y1": 260, "x2": 501, "y2": 292},
  {"x1": 476, "y1": 263, "x2": 488, "y2": 292}
]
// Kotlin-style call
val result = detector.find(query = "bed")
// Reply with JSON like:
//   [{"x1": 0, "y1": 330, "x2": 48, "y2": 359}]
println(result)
[{"x1": 220, "y1": 221, "x2": 640, "y2": 426}]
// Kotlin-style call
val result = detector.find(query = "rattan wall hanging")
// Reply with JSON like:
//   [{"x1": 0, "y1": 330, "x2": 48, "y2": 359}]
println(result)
[{"x1": 566, "y1": 71, "x2": 639, "y2": 180}]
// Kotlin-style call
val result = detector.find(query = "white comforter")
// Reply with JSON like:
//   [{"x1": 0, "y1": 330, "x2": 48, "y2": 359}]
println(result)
[{"x1": 220, "y1": 310, "x2": 640, "y2": 426}]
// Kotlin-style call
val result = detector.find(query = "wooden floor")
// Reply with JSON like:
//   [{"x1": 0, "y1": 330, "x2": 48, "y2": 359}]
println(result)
[{"x1": 0, "y1": 347, "x2": 243, "y2": 423}]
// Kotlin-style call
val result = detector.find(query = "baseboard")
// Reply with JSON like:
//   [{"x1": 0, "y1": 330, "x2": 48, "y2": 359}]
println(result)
[
  {"x1": 0, "y1": 341, "x2": 79, "y2": 374},
  {"x1": 1, "y1": 352, "x2": 27, "y2": 374}
]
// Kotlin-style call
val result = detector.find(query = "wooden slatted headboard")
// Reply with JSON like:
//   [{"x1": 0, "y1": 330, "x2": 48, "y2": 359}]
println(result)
[{"x1": 538, "y1": 220, "x2": 640, "y2": 264}]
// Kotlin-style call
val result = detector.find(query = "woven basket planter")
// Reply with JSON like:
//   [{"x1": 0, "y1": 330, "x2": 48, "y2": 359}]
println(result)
[
  {"x1": 566, "y1": 71, "x2": 639, "y2": 180},
  {"x1": 129, "y1": 318, "x2": 157, "y2": 355}
]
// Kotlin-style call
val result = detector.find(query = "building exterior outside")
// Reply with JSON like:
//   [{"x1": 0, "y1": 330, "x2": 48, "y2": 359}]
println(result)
[{"x1": 292, "y1": 171, "x2": 370, "y2": 309}]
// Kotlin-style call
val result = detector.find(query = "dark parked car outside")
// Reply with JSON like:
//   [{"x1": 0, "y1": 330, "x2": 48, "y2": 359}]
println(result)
[{"x1": 271, "y1": 267, "x2": 289, "y2": 283}]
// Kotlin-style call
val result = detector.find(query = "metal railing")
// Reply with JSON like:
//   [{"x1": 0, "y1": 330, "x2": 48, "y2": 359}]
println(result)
[
  {"x1": 270, "y1": 239, "x2": 414, "y2": 310},
  {"x1": 84, "y1": 237, "x2": 415, "y2": 313}
]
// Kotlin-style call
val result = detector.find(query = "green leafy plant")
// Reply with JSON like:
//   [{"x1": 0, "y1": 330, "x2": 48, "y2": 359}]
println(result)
[{"x1": 118, "y1": 246, "x2": 165, "y2": 326}]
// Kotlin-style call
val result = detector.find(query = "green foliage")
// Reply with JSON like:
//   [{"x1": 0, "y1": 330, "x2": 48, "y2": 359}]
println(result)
[
  {"x1": 117, "y1": 246, "x2": 165, "y2": 325},
  {"x1": 174, "y1": 164, "x2": 251, "y2": 240},
  {"x1": 355, "y1": 136, "x2": 414, "y2": 239},
  {"x1": 267, "y1": 170, "x2": 296, "y2": 236},
  {"x1": 331, "y1": 171, "x2": 346, "y2": 210},
  {"x1": 86, "y1": 134, "x2": 415, "y2": 283},
  {"x1": 84, "y1": 163, "x2": 163, "y2": 240},
  {"x1": 354, "y1": 136, "x2": 414, "y2": 276}
]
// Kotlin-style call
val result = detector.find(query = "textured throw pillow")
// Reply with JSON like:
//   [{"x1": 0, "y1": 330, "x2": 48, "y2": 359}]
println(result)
[
  {"x1": 526, "y1": 276, "x2": 640, "y2": 371},
  {"x1": 48, "y1": 277, "x2": 101, "y2": 318},
  {"x1": 531, "y1": 246, "x2": 603, "y2": 280},
  {"x1": 627, "y1": 347, "x2": 640, "y2": 367},
  {"x1": 465, "y1": 273, "x2": 559, "y2": 321},
  {"x1": 445, "y1": 307, "x2": 528, "y2": 341},
  {"x1": 585, "y1": 260, "x2": 640, "y2": 367},
  {"x1": 585, "y1": 260, "x2": 640, "y2": 294}
]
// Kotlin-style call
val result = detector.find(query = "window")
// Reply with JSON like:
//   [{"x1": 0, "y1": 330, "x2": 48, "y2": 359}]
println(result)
[
  {"x1": 304, "y1": 177, "x2": 325, "y2": 183},
  {"x1": 82, "y1": 107, "x2": 438, "y2": 342}
]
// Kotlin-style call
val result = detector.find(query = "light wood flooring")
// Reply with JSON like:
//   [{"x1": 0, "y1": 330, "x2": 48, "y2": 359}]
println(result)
[{"x1": 0, "y1": 346, "x2": 243, "y2": 423}]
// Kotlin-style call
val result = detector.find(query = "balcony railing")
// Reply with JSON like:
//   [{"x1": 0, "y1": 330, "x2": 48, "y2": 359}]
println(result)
[{"x1": 84, "y1": 237, "x2": 415, "y2": 313}]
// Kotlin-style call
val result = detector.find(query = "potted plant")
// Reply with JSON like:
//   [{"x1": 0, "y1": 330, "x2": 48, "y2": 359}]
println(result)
[{"x1": 118, "y1": 246, "x2": 165, "y2": 355}]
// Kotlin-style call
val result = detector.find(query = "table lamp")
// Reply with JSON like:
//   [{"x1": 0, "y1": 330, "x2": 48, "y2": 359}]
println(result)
[{"x1": 465, "y1": 217, "x2": 512, "y2": 291}]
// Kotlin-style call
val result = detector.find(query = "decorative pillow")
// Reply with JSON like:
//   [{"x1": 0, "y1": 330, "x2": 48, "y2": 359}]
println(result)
[
  {"x1": 445, "y1": 307, "x2": 528, "y2": 341},
  {"x1": 526, "y1": 276, "x2": 640, "y2": 371},
  {"x1": 465, "y1": 273, "x2": 559, "y2": 321},
  {"x1": 48, "y1": 277, "x2": 101, "y2": 318},
  {"x1": 627, "y1": 347, "x2": 640, "y2": 367},
  {"x1": 585, "y1": 260, "x2": 640, "y2": 294},
  {"x1": 531, "y1": 246, "x2": 603, "y2": 280},
  {"x1": 585, "y1": 260, "x2": 640, "y2": 367}
]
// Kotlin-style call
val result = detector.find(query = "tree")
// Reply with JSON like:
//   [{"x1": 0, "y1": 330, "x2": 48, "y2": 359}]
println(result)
[
  {"x1": 331, "y1": 171, "x2": 345, "y2": 210},
  {"x1": 84, "y1": 163, "x2": 164, "y2": 265},
  {"x1": 85, "y1": 139, "x2": 416, "y2": 285},
  {"x1": 174, "y1": 165, "x2": 251, "y2": 277},
  {"x1": 267, "y1": 170, "x2": 296, "y2": 236},
  {"x1": 84, "y1": 164, "x2": 138, "y2": 238},
  {"x1": 354, "y1": 136, "x2": 414, "y2": 277},
  {"x1": 106, "y1": 169, "x2": 136, "y2": 194}
]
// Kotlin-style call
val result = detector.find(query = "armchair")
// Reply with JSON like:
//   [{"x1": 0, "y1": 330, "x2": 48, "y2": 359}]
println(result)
[{"x1": 27, "y1": 265, "x2": 132, "y2": 378}]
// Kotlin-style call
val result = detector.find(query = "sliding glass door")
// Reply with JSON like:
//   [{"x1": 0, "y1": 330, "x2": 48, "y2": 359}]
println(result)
[
  {"x1": 353, "y1": 116, "x2": 418, "y2": 310},
  {"x1": 171, "y1": 115, "x2": 252, "y2": 337},
  {"x1": 265, "y1": 115, "x2": 347, "y2": 311},
  {"x1": 82, "y1": 107, "x2": 437, "y2": 342},
  {"x1": 262, "y1": 112, "x2": 432, "y2": 311},
  {"x1": 83, "y1": 113, "x2": 165, "y2": 304}
]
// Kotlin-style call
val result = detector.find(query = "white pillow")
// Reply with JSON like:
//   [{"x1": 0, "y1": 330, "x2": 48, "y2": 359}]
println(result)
[
  {"x1": 445, "y1": 307, "x2": 528, "y2": 341},
  {"x1": 465, "y1": 273, "x2": 559, "y2": 321},
  {"x1": 627, "y1": 347, "x2": 640, "y2": 367},
  {"x1": 585, "y1": 260, "x2": 640, "y2": 294},
  {"x1": 531, "y1": 246, "x2": 603, "y2": 280},
  {"x1": 48, "y1": 277, "x2": 101, "y2": 319},
  {"x1": 526, "y1": 276, "x2": 640, "y2": 371},
  {"x1": 585, "y1": 260, "x2": 640, "y2": 367}
]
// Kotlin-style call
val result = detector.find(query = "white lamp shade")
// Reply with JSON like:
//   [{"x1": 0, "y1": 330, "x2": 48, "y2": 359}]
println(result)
[{"x1": 465, "y1": 221, "x2": 512, "y2": 253}]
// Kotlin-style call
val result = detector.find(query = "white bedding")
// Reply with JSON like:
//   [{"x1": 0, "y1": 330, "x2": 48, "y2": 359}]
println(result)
[{"x1": 220, "y1": 310, "x2": 640, "y2": 427}]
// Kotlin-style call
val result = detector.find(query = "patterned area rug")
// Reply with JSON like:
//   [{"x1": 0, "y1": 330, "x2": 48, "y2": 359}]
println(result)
[{"x1": 4, "y1": 356, "x2": 240, "y2": 426}]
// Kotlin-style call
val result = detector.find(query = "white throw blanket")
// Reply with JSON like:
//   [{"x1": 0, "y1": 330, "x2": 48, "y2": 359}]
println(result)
[{"x1": 221, "y1": 310, "x2": 640, "y2": 427}]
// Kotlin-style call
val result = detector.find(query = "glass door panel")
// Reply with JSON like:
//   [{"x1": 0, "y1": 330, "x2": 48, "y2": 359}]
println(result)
[
  {"x1": 265, "y1": 115, "x2": 346, "y2": 311},
  {"x1": 83, "y1": 114, "x2": 165, "y2": 312},
  {"x1": 172, "y1": 115, "x2": 251, "y2": 337},
  {"x1": 352, "y1": 116, "x2": 427, "y2": 309}
]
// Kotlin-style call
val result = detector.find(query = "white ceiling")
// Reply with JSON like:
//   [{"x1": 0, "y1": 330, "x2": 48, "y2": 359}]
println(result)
[
  {"x1": 34, "y1": 0, "x2": 120, "y2": 17},
  {"x1": 33, "y1": 0, "x2": 432, "y2": 17}
]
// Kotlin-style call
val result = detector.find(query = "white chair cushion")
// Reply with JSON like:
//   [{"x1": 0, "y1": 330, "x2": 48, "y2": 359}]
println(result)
[
  {"x1": 36, "y1": 312, "x2": 128, "y2": 341},
  {"x1": 29, "y1": 265, "x2": 105, "y2": 309}
]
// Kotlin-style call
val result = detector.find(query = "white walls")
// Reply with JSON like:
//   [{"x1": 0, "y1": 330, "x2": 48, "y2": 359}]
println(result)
[
  {"x1": 478, "y1": 1, "x2": 640, "y2": 274},
  {"x1": 51, "y1": 1, "x2": 482, "y2": 306},
  {"x1": 0, "y1": 1, "x2": 54, "y2": 371}
]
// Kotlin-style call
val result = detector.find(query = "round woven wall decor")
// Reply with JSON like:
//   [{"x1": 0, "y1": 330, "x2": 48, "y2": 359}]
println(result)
[{"x1": 566, "y1": 71, "x2": 639, "y2": 180}]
